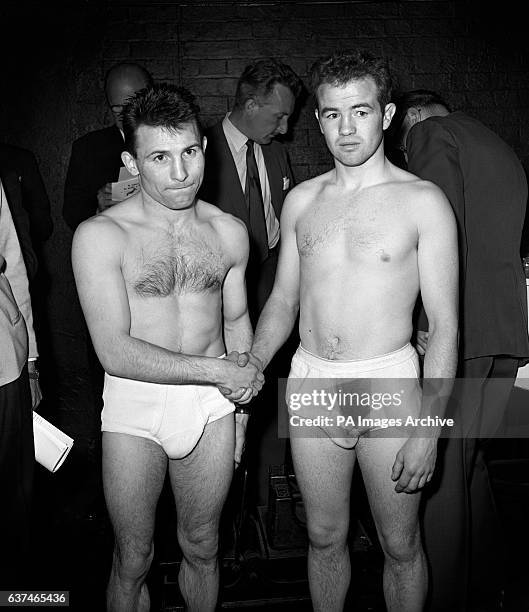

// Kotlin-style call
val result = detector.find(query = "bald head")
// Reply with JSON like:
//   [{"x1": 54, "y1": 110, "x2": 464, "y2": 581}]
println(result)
[{"x1": 104, "y1": 63, "x2": 153, "y2": 130}]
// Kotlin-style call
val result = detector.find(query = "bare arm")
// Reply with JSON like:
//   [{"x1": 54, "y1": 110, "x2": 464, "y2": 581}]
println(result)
[
  {"x1": 222, "y1": 219, "x2": 253, "y2": 357},
  {"x1": 392, "y1": 183, "x2": 459, "y2": 493},
  {"x1": 72, "y1": 216, "x2": 259, "y2": 391},
  {"x1": 251, "y1": 189, "x2": 302, "y2": 368}
]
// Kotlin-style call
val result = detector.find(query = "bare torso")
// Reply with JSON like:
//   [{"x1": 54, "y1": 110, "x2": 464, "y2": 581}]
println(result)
[
  {"x1": 296, "y1": 168, "x2": 423, "y2": 359},
  {"x1": 103, "y1": 197, "x2": 231, "y2": 357}
]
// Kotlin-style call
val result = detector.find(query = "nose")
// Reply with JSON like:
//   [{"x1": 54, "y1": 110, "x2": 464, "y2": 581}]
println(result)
[
  {"x1": 339, "y1": 115, "x2": 355, "y2": 136},
  {"x1": 276, "y1": 115, "x2": 289, "y2": 135},
  {"x1": 170, "y1": 157, "x2": 188, "y2": 182}
]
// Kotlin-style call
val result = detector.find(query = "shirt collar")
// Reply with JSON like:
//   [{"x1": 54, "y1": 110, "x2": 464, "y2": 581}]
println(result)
[{"x1": 223, "y1": 113, "x2": 250, "y2": 153}]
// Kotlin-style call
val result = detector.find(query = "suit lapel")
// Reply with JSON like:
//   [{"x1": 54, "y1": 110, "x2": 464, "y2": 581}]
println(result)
[{"x1": 209, "y1": 124, "x2": 249, "y2": 224}]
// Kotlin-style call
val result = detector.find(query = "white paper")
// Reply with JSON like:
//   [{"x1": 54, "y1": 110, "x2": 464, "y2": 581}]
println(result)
[
  {"x1": 33, "y1": 412, "x2": 74, "y2": 473},
  {"x1": 111, "y1": 166, "x2": 140, "y2": 202},
  {"x1": 514, "y1": 279, "x2": 529, "y2": 389}
]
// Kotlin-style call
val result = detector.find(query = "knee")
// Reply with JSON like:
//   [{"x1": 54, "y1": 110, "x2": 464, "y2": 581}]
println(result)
[
  {"x1": 307, "y1": 518, "x2": 348, "y2": 553},
  {"x1": 114, "y1": 540, "x2": 154, "y2": 582},
  {"x1": 378, "y1": 528, "x2": 421, "y2": 565},
  {"x1": 178, "y1": 524, "x2": 218, "y2": 566}
]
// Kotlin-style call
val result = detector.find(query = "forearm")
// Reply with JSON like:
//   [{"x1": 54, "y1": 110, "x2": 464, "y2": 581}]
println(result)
[
  {"x1": 96, "y1": 332, "x2": 227, "y2": 386},
  {"x1": 252, "y1": 293, "x2": 299, "y2": 369},
  {"x1": 420, "y1": 324, "x2": 458, "y2": 435},
  {"x1": 224, "y1": 313, "x2": 253, "y2": 355}
]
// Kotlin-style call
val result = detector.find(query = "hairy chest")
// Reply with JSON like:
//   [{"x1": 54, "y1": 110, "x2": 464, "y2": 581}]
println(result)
[
  {"x1": 126, "y1": 232, "x2": 227, "y2": 298},
  {"x1": 297, "y1": 199, "x2": 416, "y2": 263}
]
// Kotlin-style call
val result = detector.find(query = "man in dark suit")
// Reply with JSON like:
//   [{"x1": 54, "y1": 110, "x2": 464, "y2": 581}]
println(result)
[
  {"x1": 394, "y1": 90, "x2": 529, "y2": 611},
  {"x1": 63, "y1": 62, "x2": 153, "y2": 231},
  {"x1": 200, "y1": 59, "x2": 303, "y2": 504}
]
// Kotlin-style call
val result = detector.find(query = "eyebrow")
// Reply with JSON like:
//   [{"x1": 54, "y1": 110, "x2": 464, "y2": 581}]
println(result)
[
  {"x1": 320, "y1": 102, "x2": 375, "y2": 114},
  {"x1": 146, "y1": 142, "x2": 201, "y2": 156}
]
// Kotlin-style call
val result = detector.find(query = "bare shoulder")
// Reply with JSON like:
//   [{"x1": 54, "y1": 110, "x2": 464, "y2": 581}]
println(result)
[
  {"x1": 282, "y1": 171, "x2": 333, "y2": 221},
  {"x1": 387, "y1": 164, "x2": 453, "y2": 219},
  {"x1": 72, "y1": 210, "x2": 126, "y2": 258},
  {"x1": 198, "y1": 200, "x2": 248, "y2": 239},
  {"x1": 197, "y1": 200, "x2": 249, "y2": 261}
]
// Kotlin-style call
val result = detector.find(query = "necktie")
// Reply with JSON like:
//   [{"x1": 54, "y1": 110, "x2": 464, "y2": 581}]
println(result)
[{"x1": 245, "y1": 139, "x2": 269, "y2": 263}]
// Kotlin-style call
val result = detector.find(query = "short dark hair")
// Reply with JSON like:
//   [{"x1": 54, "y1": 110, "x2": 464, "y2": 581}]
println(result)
[
  {"x1": 122, "y1": 83, "x2": 201, "y2": 157},
  {"x1": 234, "y1": 58, "x2": 303, "y2": 108},
  {"x1": 390, "y1": 89, "x2": 451, "y2": 138},
  {"x1": 310, "y1": 50, "x2": 394, "y2": 111}
]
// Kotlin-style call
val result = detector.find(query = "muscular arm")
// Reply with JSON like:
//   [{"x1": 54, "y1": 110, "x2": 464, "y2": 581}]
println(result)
[
  {"x1": 392, "y1": 183, "x2": 458, "y2": 493},
  {"x1": 222, "y1": 219, "x2": 252, "y2": 355},
  {"x1": 252, "y1": 188, "x2": 302, "y2": 368},
  {"x1": 72, "y1": 216, "x2": 257, "y2": 391}
]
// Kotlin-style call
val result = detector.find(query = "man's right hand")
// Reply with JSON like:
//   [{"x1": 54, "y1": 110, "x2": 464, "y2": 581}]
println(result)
[
  {"x1": 218, "y1": 353, "x2": 264, "y2": 402},
  {"x1": 96, "y1": 183, "x2": 114, "y2": 213}
]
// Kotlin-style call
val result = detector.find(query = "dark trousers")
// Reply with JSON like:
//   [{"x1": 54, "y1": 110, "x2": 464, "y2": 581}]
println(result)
[
  {"x1": 422, "y1": 355, "x2": 518, "y2": 611},
  {"x1": 0, "y1": 367, "x2": 34, "y2": 588},
  {"x1": 245, "y1": 248, "x2": 299, "y2": 506}
]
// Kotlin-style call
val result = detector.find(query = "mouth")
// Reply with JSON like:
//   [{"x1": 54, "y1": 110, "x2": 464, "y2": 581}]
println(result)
[
  {"x1": 166, "y1": 184, "x2": 194, "y2": 191},
  {"x1": 339, "y1": 142, "x2": 361, "y2": 148}
]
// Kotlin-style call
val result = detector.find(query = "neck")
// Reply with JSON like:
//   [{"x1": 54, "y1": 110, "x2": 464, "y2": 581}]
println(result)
[
  {"x1": 140, "y1": 189, "x2": 198, "y2": 225},
  {"x1": 334, "y1": 139, "x2": 389, "y2": 190},
  {"x1": 228, "y1": 108, "x2": 251, "y2": 139}
]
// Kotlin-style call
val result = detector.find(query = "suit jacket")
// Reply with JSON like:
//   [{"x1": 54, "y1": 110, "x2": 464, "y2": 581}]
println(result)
[
  {"x1": 63, "y1": 125, "x2": 124, "y2": 231},
  {"x1": 0, "y1": 143, "x2": 53, "y2": 244},
  {"x1": 407, "y1": 111, "x2": 529, "y2": 360},
  {"x1": 0, "y1": 180, "x2": 37, "y2": 386},
  {"x1": 200, "y1": 121, "x2": 294, "y2": 318},
  {"x1": 0, "y1": 168, "x2": 38, "y2": 280}
]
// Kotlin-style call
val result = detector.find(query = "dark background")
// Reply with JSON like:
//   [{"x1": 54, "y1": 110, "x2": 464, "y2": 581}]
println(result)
[
  {"x1": 1, "y1": 1, "x2": 528, "y2": 607},
  {"x1": 1, "y1": 0, "x2": 528, "y2": 430}
]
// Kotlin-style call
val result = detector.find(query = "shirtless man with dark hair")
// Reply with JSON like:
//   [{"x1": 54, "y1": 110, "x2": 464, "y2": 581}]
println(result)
[
  {"x1": 72, "y1": 83, "x2": 263, "y2": 612},
  {"x1": 247, "y1": 51, "x2": 459, "y2": 611}
]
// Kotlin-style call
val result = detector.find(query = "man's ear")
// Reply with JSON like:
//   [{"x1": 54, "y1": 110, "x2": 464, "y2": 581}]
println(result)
[
  {"x1": 202, "y1": 135, "x2": 207, "y2": 153},
  {"x1": 245, "y1": 97, "x2": 259, "y2": 114},
  {"x1": 382, "y1": 102, "x2": 396, "y2": 131},
  {"x1": 315, "y1": 108, "x2": 324, "y2": 134},
  {"x1": 406, "y1": 107, "x2": 422, "y2": 127},
  {"x1": 121, "y1": 151, "x2": 139, "y2": 176}
]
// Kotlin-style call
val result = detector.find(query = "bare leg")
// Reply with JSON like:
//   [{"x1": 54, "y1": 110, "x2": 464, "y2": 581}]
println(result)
[
  {"x1": 168, "y1": 413, "x2": 235, "y2": 612},
  {"x1": 103, "y1": 432, "x2": 168, "y2": 612},
  {"x1": 290, "y1": 434, "x2": 356, "y2": 612},
  {"x1": 356, "y1": 436, "x2": 427, "y2": 611}
]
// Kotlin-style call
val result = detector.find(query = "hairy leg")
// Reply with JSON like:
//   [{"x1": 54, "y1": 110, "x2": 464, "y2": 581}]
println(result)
[
  {"x1": 290, "y1": 434, "x2": 356, "y2": 612},
  {"x1": 168, "y1": 414, "x2": 235, "y2": 612},
  {"x1": 103, "y1": 433, "x2": 168, "y2": 612},
  {"x1": 357, "y1": 436, "x2": 426, "y2": 612}
]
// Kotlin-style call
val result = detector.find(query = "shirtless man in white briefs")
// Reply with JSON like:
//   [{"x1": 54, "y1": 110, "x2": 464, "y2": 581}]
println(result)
[
  {"x1": 72, "y1": 84, "x2": 264, "y2": 612},
  {"x1": 246, "y1": 51, "x2": 459, "y2": 611}
]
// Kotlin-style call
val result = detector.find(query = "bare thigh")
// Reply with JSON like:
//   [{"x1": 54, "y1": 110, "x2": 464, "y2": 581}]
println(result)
[
  {"x1": 356, "y1": 436, "x2": 421, "y2": 544},
  {"x1": 168, "y1": 413, "x2": 235, "y2": 534},
  {"x1": 103, "y1": 432, "x2": 168, "y2": 552},
  {"x1": 290, "y1": 434, "x2": 356, "y2": 536}
]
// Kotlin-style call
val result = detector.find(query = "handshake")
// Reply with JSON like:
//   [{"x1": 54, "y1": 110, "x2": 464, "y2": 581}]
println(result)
[{"x1": 218, "y1": 350, "x2": 265, "y2": 405}]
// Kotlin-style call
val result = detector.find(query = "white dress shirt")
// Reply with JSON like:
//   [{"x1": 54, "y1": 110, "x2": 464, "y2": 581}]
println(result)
[{"x1": 222, "y1": 114, "x2": 280, "y2": 249}]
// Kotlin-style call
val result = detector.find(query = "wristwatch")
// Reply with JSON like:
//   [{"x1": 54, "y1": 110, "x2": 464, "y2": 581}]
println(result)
[{"x1": 234, "y1": 405, "x2": 251, "y2": 415}]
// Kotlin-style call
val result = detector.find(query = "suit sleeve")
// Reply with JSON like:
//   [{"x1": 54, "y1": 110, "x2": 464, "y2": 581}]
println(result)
[
  {"x1": 19, "y1": 149, "x2": 53, "y2": 242},
  {"x1": 407, "y1": 120, "x2": 466, "y2": 252},
  {"x1": 406, "y1": 120, "x2": 466, "y2": 332},
  {"x1": 0, "y1": 182, "x2": 37, "y2": 359},
  {"x1": 63, "y1": 139, "x2": 99, "y2": 231}
]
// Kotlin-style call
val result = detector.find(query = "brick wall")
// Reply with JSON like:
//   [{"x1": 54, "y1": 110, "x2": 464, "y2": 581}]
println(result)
[{"x1": 0, "y1": 0, "x2": 527, "y2": 401}]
